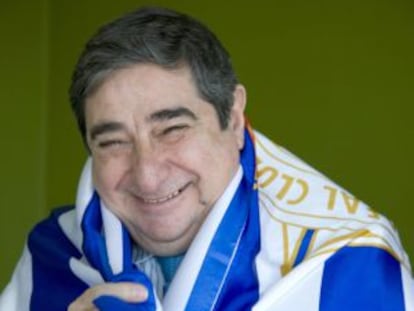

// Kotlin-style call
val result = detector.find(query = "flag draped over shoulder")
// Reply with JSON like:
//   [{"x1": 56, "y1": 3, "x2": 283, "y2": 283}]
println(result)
[
  {"x1": 252, "y1": 131, "x2": 414, "y2": 311},
  {"x1": 0, "y1": 128, "x2": 413, "y2": 310}
]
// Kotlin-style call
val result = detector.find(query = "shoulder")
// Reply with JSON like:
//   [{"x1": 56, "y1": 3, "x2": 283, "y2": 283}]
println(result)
[
  {"x1": 254, "y1": 130, "x2": 377, "y2": 222},
  {"x1": 254, "y1": 130, "x2": 410, "y2": 268},
  {"x1": 29, "y1": 205, "x2": 75, "y2": 238},
  {"x1": 24, "y1": 206, "x2": 89, "y2": 310},
  {"x1": 28, "y1": 205, "x2": 81, "y2": 258}
]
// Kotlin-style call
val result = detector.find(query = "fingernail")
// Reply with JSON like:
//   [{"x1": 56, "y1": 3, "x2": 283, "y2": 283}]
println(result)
[{"x1": 133, "y1": 285, "x2": 148, "y2": 301}]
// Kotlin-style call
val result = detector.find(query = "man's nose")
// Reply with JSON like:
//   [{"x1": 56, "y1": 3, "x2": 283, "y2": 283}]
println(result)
[{"x1": 130, "y1": 144, "x2": 169, "y2": 194}]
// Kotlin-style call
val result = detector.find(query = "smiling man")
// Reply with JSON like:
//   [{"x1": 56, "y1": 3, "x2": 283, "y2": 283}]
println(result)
[
  {"x1": 1, "y1": 6, "x2": 413, "y2": 311},
  {"x1": 86, "y1": 64, "x2": 245, "y2": 257}
]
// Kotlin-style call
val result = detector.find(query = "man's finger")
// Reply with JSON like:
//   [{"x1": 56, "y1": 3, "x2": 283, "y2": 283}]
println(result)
[
  {"x1": 89, "y1": 282, "x2": 148, "y2": 302},
  {"x1": 68, "y1": 282, "x2": 148, "y2": 311}
]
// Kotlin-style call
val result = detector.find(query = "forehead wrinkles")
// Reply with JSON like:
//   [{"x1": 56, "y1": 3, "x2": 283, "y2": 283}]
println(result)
[
  {"x1": 83, "y1": 61, "x2": 205, "y2": 128},
  {"x1": 85, "y1": 64, "x2": 202, "y2": 130}
]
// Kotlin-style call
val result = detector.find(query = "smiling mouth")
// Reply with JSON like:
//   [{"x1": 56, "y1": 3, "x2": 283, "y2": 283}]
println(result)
[{"x1": 141, "y1": 184, "x2": 189, "y2": 204}]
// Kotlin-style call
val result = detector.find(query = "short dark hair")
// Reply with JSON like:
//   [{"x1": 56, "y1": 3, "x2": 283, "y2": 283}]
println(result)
[{"x1": 69, "y1": 6, "x2": 239, "y2": 140}]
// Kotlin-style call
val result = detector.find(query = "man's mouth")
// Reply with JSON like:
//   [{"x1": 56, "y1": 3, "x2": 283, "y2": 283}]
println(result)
[{"x1": 141, "y1": 184, "x2": 189, "y2": 204}]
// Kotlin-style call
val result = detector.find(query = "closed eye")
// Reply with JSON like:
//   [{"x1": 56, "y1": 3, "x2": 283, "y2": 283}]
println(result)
[
  {"x1": 161, "y1": 124, "x2": 189, "y2": 136},
  {"x1": 98, "y1": 139, "x2": 128, "y2": 148}
]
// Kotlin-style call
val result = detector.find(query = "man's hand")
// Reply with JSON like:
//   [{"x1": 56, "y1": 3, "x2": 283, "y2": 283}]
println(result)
[{"x1": 68, "y1": 282, "x2": 148, "y2": 311}]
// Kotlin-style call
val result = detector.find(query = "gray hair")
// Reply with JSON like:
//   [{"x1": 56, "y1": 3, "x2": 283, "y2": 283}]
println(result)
[{"x1": 69, "y1": 6, "x2": 239, "y2": 140}]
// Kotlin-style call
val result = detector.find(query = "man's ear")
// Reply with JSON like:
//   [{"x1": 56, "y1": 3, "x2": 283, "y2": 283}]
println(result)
[{"x1": 229, "y1": 84, "x2": 247, "y2": 150}]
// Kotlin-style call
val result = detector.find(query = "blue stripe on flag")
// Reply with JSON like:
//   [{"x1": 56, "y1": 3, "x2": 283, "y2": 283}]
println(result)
[
  {"x1": 81, "y1": 192, "x2": 113, "y2": 279},
  {"x1": 81, "y1": 192, "x2": 157, "y2": 310},
  {"x1": 293, "y1": 229, "x2": 314, "y2": 268},
  {"x1": 184, "y1": 128, "x2": 261, "y2": 311},
  {"x1": 320, "y1": 246, "x2": 405, "y2": 311}
]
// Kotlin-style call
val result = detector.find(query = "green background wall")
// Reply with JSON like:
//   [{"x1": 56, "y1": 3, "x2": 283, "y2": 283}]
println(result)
[
  {"x1": 1, "y1": 0, "x2": 413, "y2": 289},
  {"x1": 1, "y1": 1, "x2": 48, "y2": 289}
]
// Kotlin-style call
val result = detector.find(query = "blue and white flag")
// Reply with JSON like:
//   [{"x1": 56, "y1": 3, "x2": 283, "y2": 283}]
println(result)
[{"x1": 1, "y1": 128, "x2": 413, "y2": 310}]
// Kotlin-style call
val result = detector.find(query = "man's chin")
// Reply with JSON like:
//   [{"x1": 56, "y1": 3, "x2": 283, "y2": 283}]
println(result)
[{"x1": 132, "y1": 225, "x2": 198, "y2": 256}]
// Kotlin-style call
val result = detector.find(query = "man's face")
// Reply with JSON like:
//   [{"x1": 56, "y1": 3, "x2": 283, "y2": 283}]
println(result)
[{"x1": 85, "y1": 64, "x2": 246, "y2": 256}]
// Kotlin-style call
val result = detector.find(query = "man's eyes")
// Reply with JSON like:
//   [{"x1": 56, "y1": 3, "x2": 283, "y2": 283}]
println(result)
[{"x1": 94, "y1": 125, "x2": 190, "y2": 149}]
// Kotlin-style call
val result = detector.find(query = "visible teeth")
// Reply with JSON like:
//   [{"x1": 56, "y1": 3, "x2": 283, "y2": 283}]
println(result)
[{"x1": 143, "y1": 189, "x2": 181, "y2": 204}]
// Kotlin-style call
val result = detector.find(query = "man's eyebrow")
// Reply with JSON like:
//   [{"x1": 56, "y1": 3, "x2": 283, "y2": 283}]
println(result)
[
  {"x1": 89, "y1": 122, "x2": 125, "y2": 141},
  {"x1": 148, "y1": 107, "x2": 198, "y2": 122}
]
